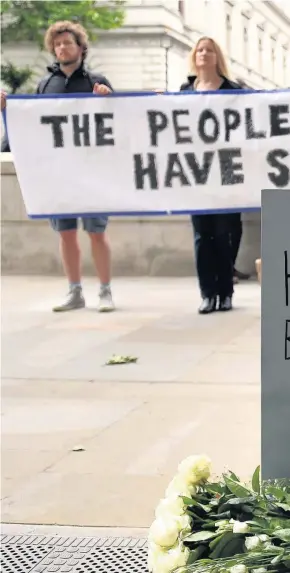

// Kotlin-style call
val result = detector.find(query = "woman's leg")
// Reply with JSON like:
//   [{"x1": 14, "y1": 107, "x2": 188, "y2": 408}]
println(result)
[
  {"x1": 191, "y1": 215, "x2": 217, "y2": 313},
  {"x1": 213, "y1": 215, "x2": 234, "y2": 311},
  {"x1": 228, "y1": 213, "x2": 242, "y2": 267}
]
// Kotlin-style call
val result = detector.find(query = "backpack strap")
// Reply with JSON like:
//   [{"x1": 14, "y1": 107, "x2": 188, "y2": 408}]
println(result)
[
  {"x1": 85, "y1": 72, "x2": 95, "y2": 90},
  {"x1": 37, "y1": 74, "x2": 53, "y2": 94},
  {"x1": 86, "y1": 72, "x2": 114, "y2": 92}
]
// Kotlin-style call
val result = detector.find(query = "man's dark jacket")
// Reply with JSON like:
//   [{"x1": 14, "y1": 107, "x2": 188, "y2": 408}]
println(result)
[{"x1": 1, "y1": 62, "x2": 113, "y2": 152}]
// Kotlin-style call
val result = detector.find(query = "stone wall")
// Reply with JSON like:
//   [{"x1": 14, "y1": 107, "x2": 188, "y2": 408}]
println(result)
[{"x1": 1, "y1": 155, "x2": 261, "y2": 276}]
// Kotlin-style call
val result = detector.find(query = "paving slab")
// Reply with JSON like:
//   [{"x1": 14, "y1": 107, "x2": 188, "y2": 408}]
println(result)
[{"x1": 1, "y1": 276, "x2": 261, "y2": 527}]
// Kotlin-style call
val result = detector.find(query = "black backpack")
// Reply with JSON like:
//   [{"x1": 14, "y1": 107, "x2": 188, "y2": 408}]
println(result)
[{"x1": 37, "y1": 71, "x2": 96, "y2": 93}]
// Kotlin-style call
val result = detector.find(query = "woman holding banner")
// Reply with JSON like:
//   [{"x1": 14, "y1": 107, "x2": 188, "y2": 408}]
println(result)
[{"x1": 180, "y1": 37, "x2": 243, "y2": 314}]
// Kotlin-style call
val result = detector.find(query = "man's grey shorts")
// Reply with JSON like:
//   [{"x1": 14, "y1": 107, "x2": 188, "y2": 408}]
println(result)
[{"x1": 50, "y1": 216, "x2": 108, "y2": 233}]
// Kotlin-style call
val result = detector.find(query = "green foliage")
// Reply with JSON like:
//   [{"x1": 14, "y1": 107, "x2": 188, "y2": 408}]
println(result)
[
  {"x1": 1, "y1": 61, "x2": 34, "y2": 93},
  {"x1": 178, "y1": 469, "x2": 290, "y2": 572},
  {"x1": 1, "y1": 0, "x2": 125, "y2": 45}
]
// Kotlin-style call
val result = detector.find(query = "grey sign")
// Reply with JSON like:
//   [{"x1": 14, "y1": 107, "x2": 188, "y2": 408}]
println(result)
[{"x1": 261, "y1": 189, "x2": 290, "y2": 480}]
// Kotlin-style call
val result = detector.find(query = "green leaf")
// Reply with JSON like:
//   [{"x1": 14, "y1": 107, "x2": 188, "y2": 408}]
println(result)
[
  {"x1": 181, "y1": 496, "x2": 196, "y2": 506},
  {"x1": 212, "y1": 511, "x2": 231, "y2": 520},
  {"x1": 265, "y1": 485, "x2": 285, "y2": 501},
  {"x1": 105, "y1": 355, "x2": 138, "y2": 365},
  {"x1": 228, "y1": 471, "x2": 240, "y2": 482},
  {"x1": 181, "y1": 496, "x2": 211, "y2": 513},
  {"x1": 252, "y1": 465, "x2": 261, "y2": 494},
  {"x1": 1, "y1": 61, "x2": 34, "y2": 93},
  {"x1": 266, "y1": 517, "x2": 290, "y2": 530},
  {"x1": 271, "y1": 553, "x2": 285, "y2": 565},
  {"x1": 209, "y1": 534, "x2": 224, "y2": 550},
  {"x1": 246, "y1": 517, "x2": 269, "y2": 528},
  {"x1": 227, "y1": 496, "x2": 256, "y2": 506},
  {"x1": 185, "y1": 530, "x2": 217, "y2": 542},
  {"x1": 204, "y1": 482, "x2": 224, "y2": 495},
  {"x1": 1, "y1": 0, "x2": 125, "y2": 45},
  {"x1": 218, "y1": 535, "x2": 245, "y2": 558},
  {"x1": 274, "y1": 528, "x2": 290, "y2": 542},
  {"x1": 223, "y1": 476, "x2": 251, "y2": 498},
  {"x1": 276, "y1": 502, "x2": 290, "y2": 512},
  {"x1": 209, "y1": 531, "x2": 235, "y2": 559},
  {"x1": 186, "y1": 545, "x2": 206, "y2": 563}
]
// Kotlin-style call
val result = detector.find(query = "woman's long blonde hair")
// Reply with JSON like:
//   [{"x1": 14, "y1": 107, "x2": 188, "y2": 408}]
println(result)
[{"x1": 190, "y1": 37, "x2": 230, "y2": 78}]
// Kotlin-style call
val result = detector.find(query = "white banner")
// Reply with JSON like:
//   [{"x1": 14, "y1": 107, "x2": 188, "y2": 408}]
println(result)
[{"x1": 5, "y1": 90, "x2": 290, "y2": 217}]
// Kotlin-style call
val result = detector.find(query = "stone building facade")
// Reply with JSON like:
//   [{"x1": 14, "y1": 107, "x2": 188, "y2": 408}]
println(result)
[
  {"x1": 1, "y1": 1, "x2": 289, "y2": 276},
  {"x1": 1, "y1": 1, "x2": 290, "y2": 92}
]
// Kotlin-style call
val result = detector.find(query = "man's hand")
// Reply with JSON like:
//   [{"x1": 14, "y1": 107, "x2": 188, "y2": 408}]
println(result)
[
  {"x1": 1, "y1": 90, "x2": 7, "y2": 111},
  {"x1": 93, "y1": 83, "x2": 112, "y2": 95}
]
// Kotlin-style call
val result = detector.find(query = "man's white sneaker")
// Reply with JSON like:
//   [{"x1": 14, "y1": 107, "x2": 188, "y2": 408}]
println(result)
[{"x1": 98, "y1": 286, "x2": 115, "y2": 312}]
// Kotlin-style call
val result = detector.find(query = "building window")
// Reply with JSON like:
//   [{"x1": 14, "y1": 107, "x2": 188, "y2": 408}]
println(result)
[
  {"x1": 178, "y1": 1, "x2": 184, "y2": 17},
  {"x1": 243, "y1": 23, "x2": 249, "y2": 65},
  {"x1": 226, "y1": 11, "x2": 232, "y2": 53},
  {"x1": 271, "y1": 37, "x2": 276, "y2": 78},
  {"x1": 282, "y1": 45, "x2": 287, "y2": 84},
  {"x1": 257, "y1": 27, "x2": 263, "y2": 72}
]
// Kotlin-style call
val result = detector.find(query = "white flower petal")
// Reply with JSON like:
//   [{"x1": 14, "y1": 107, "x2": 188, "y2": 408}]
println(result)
[
  {"x1": 149, "y1": 517, "x2": 179, "y2": 548},
  {"x1": 229, "y1": 565, "x2": 248, "y2": 573},
  {"x1": 177, "y1": 454, "x2": 211, "y2": 485},
  {"x1": 245, "y1": 535, "x2": 261, "y2": 551},
  {"x1": 165, "y1": 475, "x2": 196, "y2": 498},
  {"x1": 232, "y1": 520, "x2": 249, "y2": 534},
  {"x1": 155, "y1": 495, "x2": 185, "y2": 519}
]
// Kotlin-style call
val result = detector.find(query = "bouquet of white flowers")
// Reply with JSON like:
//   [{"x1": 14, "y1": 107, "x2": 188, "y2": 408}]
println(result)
[{"x1": 148, "y1": 455, "x2": 290, "y2": 573}]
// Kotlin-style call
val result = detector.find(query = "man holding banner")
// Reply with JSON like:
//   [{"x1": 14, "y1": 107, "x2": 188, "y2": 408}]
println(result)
[{"x1": 1, "y1": 20, "x2": 115, "y2": 313}]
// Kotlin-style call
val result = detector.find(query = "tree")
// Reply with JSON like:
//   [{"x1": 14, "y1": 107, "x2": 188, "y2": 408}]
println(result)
[
  {"x1": 1, "y1": 61, "x2": 34, "y2": 93},
  {"x1": 1, "y1": 0, "x2": 125, "y2": 45}
]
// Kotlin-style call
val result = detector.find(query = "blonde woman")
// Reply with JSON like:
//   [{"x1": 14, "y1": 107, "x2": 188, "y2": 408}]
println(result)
[{"x1": 180, "y1": 37, "x2": 242, "y2": 314}]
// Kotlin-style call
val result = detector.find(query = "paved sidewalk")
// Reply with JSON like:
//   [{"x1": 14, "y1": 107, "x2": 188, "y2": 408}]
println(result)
[{"x1": 1, "y1": 277, "x2": 261, "y2": 527}]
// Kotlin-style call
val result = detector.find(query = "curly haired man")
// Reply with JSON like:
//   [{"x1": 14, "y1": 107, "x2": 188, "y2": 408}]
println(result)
[{"x1": 1, "y1": 21, "x2": 115, "y2": 312}]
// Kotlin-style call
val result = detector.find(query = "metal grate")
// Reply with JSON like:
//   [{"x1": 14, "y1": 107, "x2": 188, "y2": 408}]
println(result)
[
  {"x1": 1, "y1": 535, "x2": 148, "y2": 572},
  {"x1": 0, "y1": 543, "x2": 53, "y2": 573},
  {"x1": 75, "y1": 544, "x2": 148, "y2": 572}
]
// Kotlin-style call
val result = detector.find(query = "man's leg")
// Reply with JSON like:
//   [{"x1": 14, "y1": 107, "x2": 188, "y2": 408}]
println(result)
[
  {"x1": 51, "y1": 218, "x2": 85, "y2": 312},
  {"x1": 83, "y1": 216, "x2": 114, "y2": 312}
]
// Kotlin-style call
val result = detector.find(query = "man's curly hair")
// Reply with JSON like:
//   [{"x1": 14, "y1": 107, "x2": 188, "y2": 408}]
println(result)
[{"x1": 44, "y1": 21, "x2": 89, "y2": 60}]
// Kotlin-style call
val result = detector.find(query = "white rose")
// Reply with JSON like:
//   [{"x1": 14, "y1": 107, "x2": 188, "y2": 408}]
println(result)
[
  {"x1": 148, "y1": 542, "x2": 164, "y2": 572},
  {"x1": 153, "y1": 545, "x2": 190, "y2": 573},
  {"x1": 252, "y1": 569, "x2": 267, "y2": 573},
  {"x1": 178, "y1": 454, "x2": 211, "y2": 485},
  {"x1": 229, "y1": 565, "x2": 248, "y2": 573},
  {"x1": 166, "y1": 474, "x2": 196, "y2": 498},
  {"x1": 245, "y1": 535, "x2": 261, "y2": 551},
  {"x1": 176, "y1": 514, "x2": 192, "y2": 534},
  {"x1": 155, "y1": 495, "x2": 185, "y2": 519},
  {"x1": 232, "y1": 521, "x2": 249, "y2": 534},
  {"x1": 149, "y1": 517, "x2": 179, "y2": 548}
]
